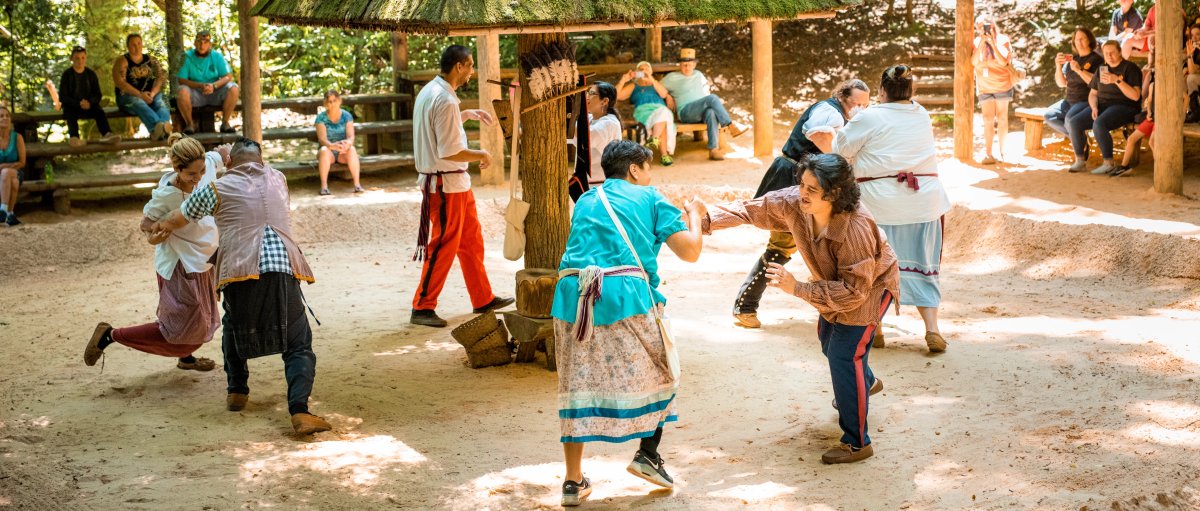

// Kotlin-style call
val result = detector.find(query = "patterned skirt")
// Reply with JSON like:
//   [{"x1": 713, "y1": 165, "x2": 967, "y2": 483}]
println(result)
[
  {"x1": 880, "y1": 217, "x2": 944, "y2": 308},
  {"x1": 555, "y1": 306, "x2": 677, "y2": 443}
]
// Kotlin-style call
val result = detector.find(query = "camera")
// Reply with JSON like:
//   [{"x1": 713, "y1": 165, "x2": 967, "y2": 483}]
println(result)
[{"x1": 634, "y1": 71, "x2": 646, "y2": 79}]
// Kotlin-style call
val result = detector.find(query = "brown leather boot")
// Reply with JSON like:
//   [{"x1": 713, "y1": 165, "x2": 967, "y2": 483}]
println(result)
[
  {"x1": 291, "y1": 413, "x2": 332, "y2": 435},
  {"x1": 84, "y1": 322, "x2": 111, "y2": 366},
  {"x1": 227, "y1": 393, "x2": 248, "y2": 411},
  {"x1": 708, "y1": 148, "x2": 726, "y2": 161},
  {"x1": 872, "y1": 330, "x2": 885, "y2": 348},
  {"x1": 925, "y1": 332, "x2": 948, "y2": 353},
  {"x1": 821, "y1": 443, "x2": 873, "y2": 464}
]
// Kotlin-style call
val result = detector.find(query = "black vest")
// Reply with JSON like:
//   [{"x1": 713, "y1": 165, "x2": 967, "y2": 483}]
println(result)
[
  {"x1": 781, "y1": 97, "x2": 845, "y2": 161},
  {"x1": 120, "y1": 53, "x2": 156, "y2": 94}
]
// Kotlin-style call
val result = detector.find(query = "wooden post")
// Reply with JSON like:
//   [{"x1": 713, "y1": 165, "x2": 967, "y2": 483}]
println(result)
[
  {"x1": 953, "y1": 0, "x2": 975, "y2": 161},
  {"x1": 391, "y1": 32, "x2": 411, "y2": 152},
  {"x1": 477, "y1": 32, "x2": 505, "y2": 185},
  {"x1": 751, "y1": 20, "x2": 773, "y2": 157},
  {"x1": 164, "y1": 0, "x2": 184, "y2": 97},
  {"x1": 1153, "y1": 0, "x2": 1184, "y2": 195},
  {"x1": 645, "y1": 27, "x2": 662, "y2": 62},
  {"x1": 236, "y1": 0, "x2": 262, "y2": 142},
  {"x1": 518, "y1": 32, "x2": 571, "y2": 271}
]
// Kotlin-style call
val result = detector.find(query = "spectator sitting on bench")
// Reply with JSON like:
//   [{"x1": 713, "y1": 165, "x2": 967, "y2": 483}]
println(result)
[
  {"x1": 617, "y1": 61, "x2": 677, "y2": 166},
  {"x1": 1111, "y1": 55, "x2": 1155, "y2": 178},
  {"x1": 1109, "y1": 0, "x2": 1146, "y2": 59},
  {"x1": 0, "y1": 105, "x2": 26, "y2": 226},
  {"x1": 113, "y1": 33, "x2": 173, "y2": 141},
  {"x1": 315, "y1": 90, "x2": 362, "y2": 196},
  {"x1": 59, "y1": 45, "x2": 121, "y2": 148},
  {"x1": 176, "y1": 30, "x2": 238, "y2": 134},
  {"x1": 1045, "y1": 27, "x2": 1102, "y2": 147},
  {"x1": 661, "y1": 48, "x2": 748, "y2": 161},
  {"x1": 1067, "y1": 40, "x2": 1142, "y2": 175}
]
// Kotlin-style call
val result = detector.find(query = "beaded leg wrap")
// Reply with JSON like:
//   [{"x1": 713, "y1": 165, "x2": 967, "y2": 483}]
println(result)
[{"x1": 733, "y1": 249, "x2": 792, "y2": 315}]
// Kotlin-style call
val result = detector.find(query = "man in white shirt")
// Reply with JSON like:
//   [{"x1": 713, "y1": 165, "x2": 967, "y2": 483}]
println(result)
[
  {"x1": 411, "y1": 45, "x2": 513, "y2": 327},
  {"x1": 660, "y1": 48, "x2": 748, "y2": 160}
]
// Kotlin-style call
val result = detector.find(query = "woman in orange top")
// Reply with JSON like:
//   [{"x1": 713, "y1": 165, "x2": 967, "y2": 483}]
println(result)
[{"x1": 972, "y1": 14, "x2": 1015, "y2": 165}]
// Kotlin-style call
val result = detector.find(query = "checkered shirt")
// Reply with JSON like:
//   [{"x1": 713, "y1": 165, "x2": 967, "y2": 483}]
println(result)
[{"x1": 182, "y1": 183, "x2": 293, "y2": 277}]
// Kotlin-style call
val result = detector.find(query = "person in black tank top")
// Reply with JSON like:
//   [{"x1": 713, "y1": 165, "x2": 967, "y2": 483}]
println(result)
[
  {"x1": 113, "y1": 33, "x2": 173, "y2": 140},
  {"x1": 731, "y1": 79, "x2": 870, "y2": 329}
]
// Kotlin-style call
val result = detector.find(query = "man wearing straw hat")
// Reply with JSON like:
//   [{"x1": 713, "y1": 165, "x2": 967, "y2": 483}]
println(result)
[
  {"x1": 660, "y1": 48, "x2": 748, "y2": 160},
  {"x1": 410, "y1": 44, "x2": 513, "y2": 328}
]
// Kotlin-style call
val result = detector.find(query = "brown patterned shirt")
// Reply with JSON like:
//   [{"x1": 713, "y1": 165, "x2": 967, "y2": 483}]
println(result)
[{"x1": 705, "y1": 187, "x2": 900, "y2": 326}]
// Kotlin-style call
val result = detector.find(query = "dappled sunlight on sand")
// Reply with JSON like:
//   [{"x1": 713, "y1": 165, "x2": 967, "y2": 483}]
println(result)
[
  {"x1": 913, "y1": 460, "x2": 975, "y2": 491},
  {"x1": 706, "y1": 481, "x2": 797, "y2": 501},
  {"x1": 442, "y1": 458, "x2": 673, "y2": 510},
  {"x1": 238, "y1": 434, "x2": 426, "y2": 488},
  {"x1": 374, "y1": 339, "x2": 462, "y2": 356}
]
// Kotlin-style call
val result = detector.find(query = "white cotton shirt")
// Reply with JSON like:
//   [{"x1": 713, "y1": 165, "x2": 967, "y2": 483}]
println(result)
[
  {"x1": 802, "y1": 101, "x2": 846, "y2": 136},
  {"x1": 143, "y1": 151, "x2": 221, "y2": 279},
  {"x1": 413, "y1": 76, "x2": 472, "y2": 193},
  {"x1": 588, "y1": 113, "x2": 623, "y2": 184},
  {"x1": 833, "y1": 102, "x2": 951, "y2": 226}
]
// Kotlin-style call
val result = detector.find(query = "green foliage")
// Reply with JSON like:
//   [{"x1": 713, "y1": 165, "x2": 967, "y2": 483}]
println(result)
[{"x1": 0, "y1": 0, "x2": 87, "y2": 110}]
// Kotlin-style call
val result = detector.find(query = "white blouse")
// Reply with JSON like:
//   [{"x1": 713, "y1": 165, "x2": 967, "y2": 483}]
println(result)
[
  {"x1": 834, "y1": 102, "x2": 951, "y2": 225},
  {"x1": 587, "y1": 113, "x2": 623, "y2": 184},
  {"x1": 143, "y1": 152, "x2": 221, "y2": 279}
]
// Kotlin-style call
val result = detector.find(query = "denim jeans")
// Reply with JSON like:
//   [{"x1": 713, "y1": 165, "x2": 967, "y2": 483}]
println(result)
[
  {"x1": 678, "y1": 95, "x2": 732, "y2": 149},
  {"x1": 1067, "y1": 102, "x2": 1138, "y2": 159},
  {"x1": 1044, "y1": 99, "x2": 1090, "y2": 137},
  {"x1": 817, "y1": 291, "x2": 893, "y2": 448},
  {"x1": 222, "y1": 273, "x2": 316, "y2": 416},
  {"x1": 116, "y1": 92, "x2": 171, "y2": 131}
]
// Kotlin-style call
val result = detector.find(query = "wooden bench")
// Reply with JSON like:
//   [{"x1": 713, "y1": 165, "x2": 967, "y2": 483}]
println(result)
[
  {"x1": 619, "y1": 118, "x2": 709, "y2": 144},
  {"x1": 1015, "y1": 106, "x2": 1141, "y2": 154},
  {"x1": 21, "y1": 153, "x2": 415, "y2": 214}
]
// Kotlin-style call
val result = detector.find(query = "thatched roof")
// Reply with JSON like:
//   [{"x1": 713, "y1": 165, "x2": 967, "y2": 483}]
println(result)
[{"x1": 250, "y1": 0, "x2": 859, "y2": 35}]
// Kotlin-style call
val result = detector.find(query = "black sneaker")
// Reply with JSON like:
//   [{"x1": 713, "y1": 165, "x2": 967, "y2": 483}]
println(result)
[
  {"x1": 410, "y1": 309, "x2": 448, "y2": 328},
  {"x1": 182, "y1": 124, "x2": 196, "y2": 135},
  {"x1": 219, "y1": 123, "x2": 237, "y2": 134},
  {"x1": 472, "y1": 296, "x2": 514, "y2": 314},
  {"x1": 5, "y1": 212, "x2": 20, "y2": 226},
  {"x1": 561, "y1": 477, "x2": 592, "y2": 507},
  {"x1": 627, "y1": 451, "x2": 674, "y2": 488}
]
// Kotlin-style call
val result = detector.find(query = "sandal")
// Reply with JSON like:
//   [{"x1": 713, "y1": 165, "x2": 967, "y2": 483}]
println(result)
[
  {"x1": 177, "y1": 357, "x2": 217, "y2": 371},
  {"x1": 319, "y1": 188, "x2": 331, "y2": 196}
]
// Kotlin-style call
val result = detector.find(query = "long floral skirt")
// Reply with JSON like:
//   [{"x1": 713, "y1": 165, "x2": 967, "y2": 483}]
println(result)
[{"x1": 555, "y1": 307, "x2": 677, "y2": 443}]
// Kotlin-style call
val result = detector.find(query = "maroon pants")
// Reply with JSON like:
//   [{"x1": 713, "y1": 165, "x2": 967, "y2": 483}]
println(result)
[{"x1": 111, "y1": 323, "x2": 201, "y2": 358}]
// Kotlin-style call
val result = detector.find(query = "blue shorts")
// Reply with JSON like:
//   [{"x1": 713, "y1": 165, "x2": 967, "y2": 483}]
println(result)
[{"x1": 978, "y1": 89, "x2": 1014, "y2": 102}]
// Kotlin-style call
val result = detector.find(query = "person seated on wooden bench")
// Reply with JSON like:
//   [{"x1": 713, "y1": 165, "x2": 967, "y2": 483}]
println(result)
[
  {"x1": 661, "y1": 48, "x2": 748, "y2": 161},
  {"x1": 59, "y1": 45, "x2": 122, "y2": 148},
  {"x1": 1045, "y1": 27, "x2": 1102, "y2": 149},
  {"x1": 616, "y1": 61, "x2": 676, "y2": 166},
  {"x1": 0, "y1": 105, "x2": 26, "y2": 226},
  {"x1": 1112, "y1": 59, "x2": 1156, "y2": 178},
  {"x1": 314, "y1": 90, "x2": 362, "y2": 195},
  {"x1": 176, "y1": 30, "x2": 239, "y2": 135},
  {"x1": 1066, "y1": 40, "x2": 1143, "y2": 174},
  {"x1": 1186, "y1": 24, "x2": 1200, "y2": 123},
  {"x1": 1109, "y1": 0, "x2": 1147, "y2": 59},
  {"x1": 113, "y1": 33, "x2": 173, "y2": 141}
]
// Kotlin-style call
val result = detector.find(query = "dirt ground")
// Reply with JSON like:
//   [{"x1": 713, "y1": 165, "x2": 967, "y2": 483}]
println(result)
[{"x1": 3, "y1": 122, "x2": 1200, "y2": 510}]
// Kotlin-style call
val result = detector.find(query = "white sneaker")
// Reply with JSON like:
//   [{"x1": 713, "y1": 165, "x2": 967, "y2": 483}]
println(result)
[
  {"x1": 1068, "y1": 159, "x2": 1087, "y2": 173},
  {"x1": 98, "y1": 133, "x2": 122, "y2": 144},
  {"x1": 1091, "y1": 162, "x2": 1116, "y2": 175}
]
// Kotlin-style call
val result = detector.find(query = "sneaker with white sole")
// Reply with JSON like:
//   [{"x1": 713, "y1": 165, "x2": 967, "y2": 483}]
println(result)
[
  {"x1": 561, "y1": 477, "x2": 592, "y2": 507},
  {"x1": 1090, "y1": 162, "x2": 1116, "y2": 175},
  {"x1": 1068, "y1": 159, "x2": 1087, "y2": 173},
  {"x1": 627, "y1": 451, "x2": 674, "y2": 488}
]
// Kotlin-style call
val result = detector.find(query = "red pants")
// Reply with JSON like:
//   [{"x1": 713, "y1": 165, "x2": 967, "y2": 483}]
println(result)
[
  {"x1": 112, "y1": 323, "x2": 201, "y2": 358},
  {"x1": 412, "y1": 189, "x2": 495, "y2": 310}
]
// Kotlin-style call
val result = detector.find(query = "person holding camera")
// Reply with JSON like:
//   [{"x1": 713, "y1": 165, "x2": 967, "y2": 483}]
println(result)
[
  {"x1": 1045, "y1": 27, "x2": 1102, "y2": 154},
  {"x1": 972, "y1": 15, "x2": 1015, "y2": 165},
  {"x1": 1065, "y1": 40, "x2": 1142, "y2": 176},
  {"x1": 617, "y1": 61, "x2": 677, "y2": 166}
]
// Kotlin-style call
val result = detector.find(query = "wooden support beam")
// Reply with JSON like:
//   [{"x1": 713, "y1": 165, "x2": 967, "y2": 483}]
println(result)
[
  {"x1": 164, "y1": 0, "x2": 184, "y2": 97},
  {"x1": 645, "y1": 27, "x2": 662, "y2": 62},
  {"x1": 751, "y1": 20, "x2": 773, "y2": 157},
  {"x1": 477, "y1": 32, "x2": 505, "y2": 185},
  {"x1": 237, "y1": 0, "x2": 263, "y2": 142},
  {"x1": 1153, "y1": 0, "x2": 1184, "y2": 195},
  {"x1": 445, "y1": 11, "x2": 840, "y2": 36},
  {"x1": 953, "y1": 0, "x2": 975, "y2": 161}
]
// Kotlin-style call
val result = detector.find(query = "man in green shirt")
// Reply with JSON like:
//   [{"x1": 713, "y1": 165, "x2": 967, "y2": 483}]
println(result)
[
  {"x1": 176, "y1": 30, "x2": 239, "y2": 134},
  {"x1": 660, "y1": 48, "x2": 748, "y2": 160}
]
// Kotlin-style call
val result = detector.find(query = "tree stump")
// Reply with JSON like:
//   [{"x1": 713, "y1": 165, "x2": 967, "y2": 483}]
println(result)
[{"x1": 516, "y1": 268, "x2": 558, "y2": 319}]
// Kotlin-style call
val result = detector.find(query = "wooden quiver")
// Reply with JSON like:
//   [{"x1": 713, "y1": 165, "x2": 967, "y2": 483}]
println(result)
[{"x1": 451, "y1": 311, "x2": 512, "y2": 368}]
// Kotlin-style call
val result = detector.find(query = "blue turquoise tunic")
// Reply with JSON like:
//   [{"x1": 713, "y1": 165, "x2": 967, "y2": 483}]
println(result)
[
  {"x1": 0, "y1": 131, "x2": 18, "y2": 164},
  {"x1": 315, "y1": 108, "x2": 353, "y2": 143}
]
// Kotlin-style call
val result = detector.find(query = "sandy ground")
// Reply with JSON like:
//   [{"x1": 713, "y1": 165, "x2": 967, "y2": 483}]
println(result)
[{"x1": 3, "y1": 123, "x2": 1200, "y2": 510}]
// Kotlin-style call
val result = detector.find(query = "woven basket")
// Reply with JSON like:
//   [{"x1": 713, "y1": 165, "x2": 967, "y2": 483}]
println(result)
[{"x1": 452, "y1": 312, "x2": 512, "y2": 368}]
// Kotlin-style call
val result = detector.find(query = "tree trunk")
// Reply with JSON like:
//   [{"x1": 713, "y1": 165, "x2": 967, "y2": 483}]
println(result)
[
  {"x1": 905, "y1": 0, "x2": 915, "y2": 25},
  {"x1": 953, "y1": 0, "x2": 975, "y2": 161},
  {"x1": 1153, "y1": 0, "x2": 1184, "y2": 195},
  {"x1": 165, "y1": 0, "x2": 184, "y2": 97},
  {"x1": 518, "y1": 33, "x2": 571, "y2": 271},
  {"x1": 886, "y1": 0, "x2": 895, "y2": 17},
  {"x1": 645, "y1": 27, "x2": 663, "y2": 62},
  {"x1": 236, "y1": 0, "x2": 262, "y2": 142}
]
